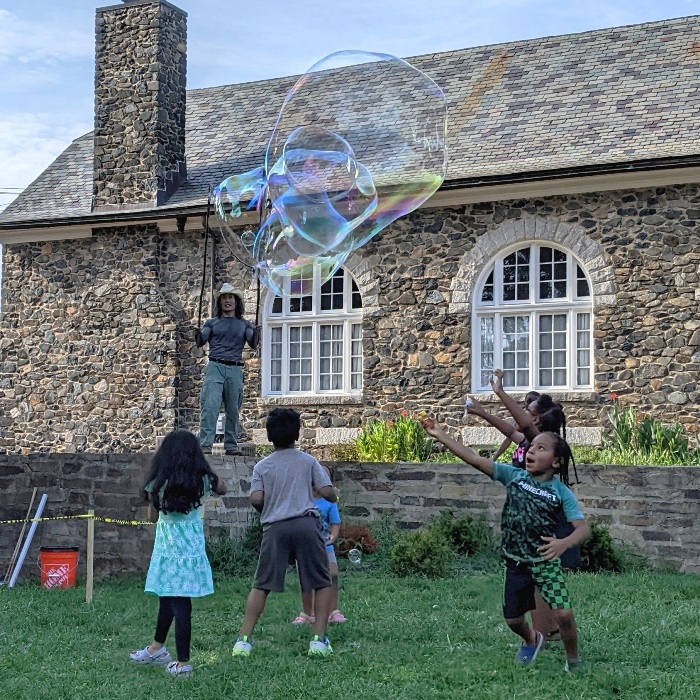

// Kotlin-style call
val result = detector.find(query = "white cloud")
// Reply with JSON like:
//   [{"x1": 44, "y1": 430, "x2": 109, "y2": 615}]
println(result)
[
  {"x1": 0, "y1": 112, "x2": 91, "y2": 211},
  {"x1": 0, "y1": 9, "x2": 93, "y2": 65}
]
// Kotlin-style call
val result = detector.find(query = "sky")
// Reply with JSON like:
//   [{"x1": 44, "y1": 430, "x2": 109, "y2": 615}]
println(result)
[{"x1": 0, "y1": 0, "x2": 698, "y2": 213}]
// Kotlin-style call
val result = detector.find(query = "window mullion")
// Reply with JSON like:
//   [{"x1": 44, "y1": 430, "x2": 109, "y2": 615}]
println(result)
[
  {"x1": 568, "y1": 308, "x2": 575, "y2": 388},
  {"x1": 532, "y1": 245, "x2": 538, "y2": 305},
  {"x1": 531, "y1": 310, "x2": 537, "y2": 390},
  {"x1": 312, "y1": 320, "x2": 319, "y2": 394}
]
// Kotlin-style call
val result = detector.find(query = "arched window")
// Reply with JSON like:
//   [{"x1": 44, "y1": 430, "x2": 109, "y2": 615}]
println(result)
[
  {"x1": 472, "y1": 243, "x2": 593, "y2": 392},
  {"x1": 262, "y1": 266, "x2": 363, "y2": 397}
]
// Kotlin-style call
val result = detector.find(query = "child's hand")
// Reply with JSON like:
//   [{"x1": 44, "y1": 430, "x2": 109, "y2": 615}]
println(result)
[
  {"x1": 420, "y1": 413, "x2": 444, "y2": 438},
  {"x1": 465, "y1": 398, "x2": 484, "y2": 416},
  {"x1": 490, "y1": 369, "x2": 504, "y2": 393},
  {"x1": 537, "y1": 536, "x2": 567, "y2": 561},
  {"x1": 326, "y1": 533, "x2": 337, "y2": 545}
]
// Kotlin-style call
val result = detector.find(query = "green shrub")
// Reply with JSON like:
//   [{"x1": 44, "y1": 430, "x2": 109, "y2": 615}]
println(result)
[
  {"x1": 206, "y1": 514, "x2": 262, "y2": 576},
  {"x1": 255, "y1": 444, "x2": 275, "y2": 458},
  {"x1": 328, "y1": 442, "x2": 360, "y2": 462},
  {"x1": 356, "y1": 412, "x2": 434, "y2": 462},
  {"x1": 580, "y1": 521, "x2": 623, "y2": 573},
  {"x1": 430, "y1": 510, "x2": 494, "y2": 556},
  {"x1": 390, "y1": 528, "x2": 454, "y2": 578}
]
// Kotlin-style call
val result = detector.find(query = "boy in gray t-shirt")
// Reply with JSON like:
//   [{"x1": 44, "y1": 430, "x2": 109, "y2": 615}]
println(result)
[{"x1": 232, "y1": 409, "x2": 338, "y2": 659}]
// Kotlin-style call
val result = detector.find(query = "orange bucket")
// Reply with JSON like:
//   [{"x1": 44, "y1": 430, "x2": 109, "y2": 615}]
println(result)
[{"x1": 39, "y1": 547, "x2": 79, "y2": 590}]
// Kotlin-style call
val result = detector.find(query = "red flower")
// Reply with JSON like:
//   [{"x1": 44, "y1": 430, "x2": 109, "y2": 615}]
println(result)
[
  {"x1": 401, "y1": 410, "x2": 409, "y2": 417},
  {"x1": 610, "y1": 392, "x2": 619, "y2": 401},
  {"x1": 388, "y1": 420, "x2": 395, "y2": 428}
]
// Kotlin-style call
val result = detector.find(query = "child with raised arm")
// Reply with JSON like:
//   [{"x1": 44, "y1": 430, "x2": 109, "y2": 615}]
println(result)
[
  {"x1": 422, "y1": 416, "x2": 589, "y2": 671},
  {"x1": 293, "y1": 465, "x2": 347, "y2": 626},
  {"x1": 130, "y1": 430, "x2": 227, "y2": 677},
  {"x1": 232, "y1": 408, "x2": 338, "y2": 658}
]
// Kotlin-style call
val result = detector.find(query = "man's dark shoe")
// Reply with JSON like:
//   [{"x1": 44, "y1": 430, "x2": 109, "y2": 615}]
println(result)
[{"x1": 225, "y1": 448, "x2": 243, "y2": 456}]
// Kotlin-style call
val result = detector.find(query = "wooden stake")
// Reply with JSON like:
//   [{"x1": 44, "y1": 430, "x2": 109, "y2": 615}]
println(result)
[
  {"x1": 85, "y1": 509, "x2": 95, "y2": 604},
  {"x1": 4, "y1": 487, "x2": 38, "y2": 585}
]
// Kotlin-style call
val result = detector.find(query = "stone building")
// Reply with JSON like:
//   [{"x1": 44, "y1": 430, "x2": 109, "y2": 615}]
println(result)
[{"x1": 1, "y1": 0, "x2": 699, "y2": 454}]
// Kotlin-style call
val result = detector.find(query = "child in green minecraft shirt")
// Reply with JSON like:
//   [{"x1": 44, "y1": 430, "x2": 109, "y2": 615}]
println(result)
[{"x1": 423, "y1": 418, "x2": 589, "y2": 672}]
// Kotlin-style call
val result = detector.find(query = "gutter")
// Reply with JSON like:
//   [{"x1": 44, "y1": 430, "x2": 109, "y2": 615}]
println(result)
[{"x1": 2, "y1": 153, "x2": 700, "y2": 233}]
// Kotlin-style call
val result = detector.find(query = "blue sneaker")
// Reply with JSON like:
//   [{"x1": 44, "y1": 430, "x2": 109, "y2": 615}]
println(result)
[
  {"x1": 515, "y1": 630, "x2": 544, "y2": 666},
  {"x1": 308, "y1": 635, "x2": 333, "y2": 657},
  {"x1": 232, "y1": 636, "x2": 253, "y2": 657}
]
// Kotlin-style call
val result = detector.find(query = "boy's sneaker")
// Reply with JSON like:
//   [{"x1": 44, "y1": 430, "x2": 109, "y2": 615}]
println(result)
[
  {"x1": 232, "y1": 636, "x2": 253, "y2": 657},
  {"x1": 564, "y1": 658, "x2": 584, "y2": 672},
  {"x1": 515, "y1": 630, "x2": 544, "y2": 666},
  {"x1": 307, "y1": 635, "x2": 333, "y2": 657}
]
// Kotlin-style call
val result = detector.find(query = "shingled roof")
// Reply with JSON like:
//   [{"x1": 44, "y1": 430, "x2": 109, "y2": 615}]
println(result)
[{"x1": 2, "y1": 14, "x2": 700, "y2": 226}]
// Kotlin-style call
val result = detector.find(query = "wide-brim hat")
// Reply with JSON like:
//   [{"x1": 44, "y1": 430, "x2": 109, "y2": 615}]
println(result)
[{"x1": 214, "y1": 283, "x2": 243, "y2": 299}]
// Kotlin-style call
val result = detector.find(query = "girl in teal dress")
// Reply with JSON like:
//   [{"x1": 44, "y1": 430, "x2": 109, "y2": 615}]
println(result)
[{"x1": 130, "y1": 430, "x2": 227, "y2": 677}]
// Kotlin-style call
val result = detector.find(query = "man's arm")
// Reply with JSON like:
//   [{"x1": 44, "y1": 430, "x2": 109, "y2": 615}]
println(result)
[
  {"x1": 247, "y1": 322, "x2": 261, "y2": 350},
  {"x1": 250, "y1": 490, "x2": 264, "y2": 512},
  {"x1": 195, "y1": 320, "x2": 212, "y2": 348}
]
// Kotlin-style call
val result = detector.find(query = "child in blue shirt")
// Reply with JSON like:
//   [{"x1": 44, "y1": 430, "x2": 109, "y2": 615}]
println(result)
[{"x1": 293, "y1": 466, "x2": 347, "y2": 625}]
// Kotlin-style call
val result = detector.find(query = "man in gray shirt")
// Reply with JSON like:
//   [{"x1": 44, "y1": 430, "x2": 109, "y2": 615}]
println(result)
[
  {"x1": 232, "y1": 409, "x2": 338, "y2": 658},
  {"x1": 196, "y1": 283, "x2": 258, "y2": 455}
]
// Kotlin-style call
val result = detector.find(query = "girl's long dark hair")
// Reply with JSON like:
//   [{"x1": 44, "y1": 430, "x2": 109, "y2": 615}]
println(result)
[
  {"x1": 143, "y1": 430, "x2": 219, "y2": 514},
  {"x1": 543, "y1": 431, "x2": 580, "y2": 486}
]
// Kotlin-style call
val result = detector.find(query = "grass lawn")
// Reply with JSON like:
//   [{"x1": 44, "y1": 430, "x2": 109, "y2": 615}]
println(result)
[{"x1": 1, "y1": 569, "x2": 699, "y2": 700}]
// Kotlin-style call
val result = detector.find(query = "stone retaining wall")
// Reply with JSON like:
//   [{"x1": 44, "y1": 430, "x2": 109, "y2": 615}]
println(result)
[{"x1": 1, "y1": 455, "x2": 698, "y2": 581}]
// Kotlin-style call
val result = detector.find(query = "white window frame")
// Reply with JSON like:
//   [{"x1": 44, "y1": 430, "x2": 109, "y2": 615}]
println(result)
[
  {"x1": 471, "y1": 242, "x2": 593, "y2": 393},
  {"x1": 262, "y1": 266, "x2": 363, "y2": 397}
]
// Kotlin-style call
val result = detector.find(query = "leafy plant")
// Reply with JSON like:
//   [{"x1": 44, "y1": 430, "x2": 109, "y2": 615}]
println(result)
[
  {"x1": 430, "y1": 510, "x2": 494, "y2": 556},
  {"x1": 356, "y1": 411, "x2": 434, "y2": 462},
  {"x1": 602, "y1": 397, "x2": 700, "y2": 466},
  {"x1": 390, "y1": 528, "x2": 454, "y2": 578},
  {"x1": 255, "y1": 444, "x2": 275, "y2": 458},
  {"x1": 579, "y1": 520, "x2": 623, "y2": 573}
]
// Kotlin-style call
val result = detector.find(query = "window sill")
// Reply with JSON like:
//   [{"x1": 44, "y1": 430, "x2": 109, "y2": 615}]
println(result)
[
  {"x1": 261, "y1": 395, "x2": 364, "y2": 406},
  {"x1": 472, "y1": 390, "x2": 597, "y2": 403}
]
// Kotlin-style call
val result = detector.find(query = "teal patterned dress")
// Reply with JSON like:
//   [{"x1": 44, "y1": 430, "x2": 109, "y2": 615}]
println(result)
[{"x1": 144, "y1": 478, "x2": 214, "y2": 598}]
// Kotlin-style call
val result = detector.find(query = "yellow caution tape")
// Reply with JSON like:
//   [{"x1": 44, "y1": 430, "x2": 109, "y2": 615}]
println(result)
[{"x1": 0, "y1": 513, "x2": 154, "y2": 526}]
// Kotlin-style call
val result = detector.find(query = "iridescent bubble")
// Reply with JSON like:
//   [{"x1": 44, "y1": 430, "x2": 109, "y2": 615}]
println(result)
[
  {"x1": 213, "y1": 166, "x2": 265, "y2": 239},
  {"x1": 215, "y1": 50, "x2": 447, "y2": 297},
  {"x1": 240, "y1": 229, "x2": 255, "y2": 248},
  {"x1": 348, "y1": 548, "x2": 362, "y2": 565}
]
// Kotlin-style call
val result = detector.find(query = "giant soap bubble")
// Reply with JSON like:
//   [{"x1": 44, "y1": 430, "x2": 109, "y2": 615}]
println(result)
[{"x1": 215, "y1": 50, "x2": 447, "y2": 297}]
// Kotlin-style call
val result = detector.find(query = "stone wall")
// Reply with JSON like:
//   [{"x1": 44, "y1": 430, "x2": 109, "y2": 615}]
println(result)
[
  {"x1": 2, "y1": 184, "x2": 700, "y2": 453},
  {"x1": 94, "y1": 0, "x2": 187, "y2": 207},
  {"x1": 1, "y1": 455, "x2": 698, "y2": 580}
]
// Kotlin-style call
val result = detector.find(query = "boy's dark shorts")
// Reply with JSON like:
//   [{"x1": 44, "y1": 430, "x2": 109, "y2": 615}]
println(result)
[
  {"x1": 254, "y1": 514, "x2": 331, "y2": 593},
  {"x1": 502, "y1": 558, "x2": 572, "y2": 619}
]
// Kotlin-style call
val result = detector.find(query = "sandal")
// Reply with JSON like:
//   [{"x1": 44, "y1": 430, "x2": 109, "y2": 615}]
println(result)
[
  {"x1": 166, "y1": 661, "x2": 193, "y2": 677},
  {"x1": 328, "y1": 610, "x2": 347, "y2": 624},
  {"x1": 130, "y1": 645, "x2": 172, "y2": 665},
  {"x1": 292, "y1": 612, "x2": 315, "y2": 625}
]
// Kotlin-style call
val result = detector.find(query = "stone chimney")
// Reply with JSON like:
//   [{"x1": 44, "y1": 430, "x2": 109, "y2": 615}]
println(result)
[{"x1": 93, "y1": 0, "x2": 187, "y2": 210}]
